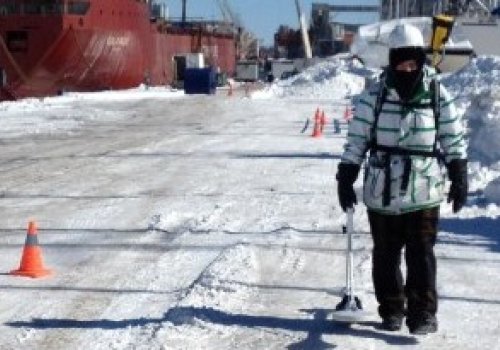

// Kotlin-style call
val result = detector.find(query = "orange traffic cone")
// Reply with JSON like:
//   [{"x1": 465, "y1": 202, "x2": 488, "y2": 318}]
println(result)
[
  {"x1": 10, "y1": 221, "x2": 52, "y2": 278},
  {"x1": 315, "y1": 107, "x2": 321, "y2": 119},
  {"x1": 311, "y1": 108, "x2": 322, "y2": 138},
  {"x1": 320, "y1": 110, "x2": 327, "y2": 132}
]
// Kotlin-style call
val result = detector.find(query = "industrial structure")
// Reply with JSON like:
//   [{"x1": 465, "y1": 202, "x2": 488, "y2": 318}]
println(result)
[
  {"x1": 274, "y1": 0, "x2": 498, "y2": 60},
  {"x1": 275, "y1": 2, "x2": 379, "y2": 58}
]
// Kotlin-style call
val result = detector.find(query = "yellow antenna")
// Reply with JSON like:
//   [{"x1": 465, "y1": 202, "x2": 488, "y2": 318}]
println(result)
[{"x1": 430, "y1": 14, "x2": 455, "y2": 68}]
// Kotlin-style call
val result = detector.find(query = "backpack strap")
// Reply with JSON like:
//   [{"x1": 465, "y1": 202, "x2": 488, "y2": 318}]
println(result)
[
  {"x1": 430, "y1": 78, "x2": 441, "y2": 155},
  {"x1": 370, "y1": 73, "x2": 388, "y2": 150},
  {"x1": 371, "y1": 76, "x2": 440, "y2": 152}
]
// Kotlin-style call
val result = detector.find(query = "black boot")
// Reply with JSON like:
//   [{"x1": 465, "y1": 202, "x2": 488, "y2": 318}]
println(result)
[
  {"x1": 407, "y1": 313, "x2": 438, "y2": 335},
  {"x1": 381, "y1": 314, "x2": 404, "y2": 331}
]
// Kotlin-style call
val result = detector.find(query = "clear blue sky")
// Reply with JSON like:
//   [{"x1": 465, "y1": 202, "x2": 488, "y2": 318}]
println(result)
[{"x1": 163, "y1": 0, "x2": 380, "y2": 45}]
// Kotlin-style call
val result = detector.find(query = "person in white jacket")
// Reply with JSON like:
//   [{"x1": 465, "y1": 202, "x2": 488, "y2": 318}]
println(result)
[{"x1": 336, "y1": 23, "x2": 468, "y2": 335}]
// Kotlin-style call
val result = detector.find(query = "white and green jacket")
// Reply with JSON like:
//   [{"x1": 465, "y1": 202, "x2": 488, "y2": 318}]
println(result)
[{"x1": 341, "y1": 66, "x2": 467, "y2": 214}]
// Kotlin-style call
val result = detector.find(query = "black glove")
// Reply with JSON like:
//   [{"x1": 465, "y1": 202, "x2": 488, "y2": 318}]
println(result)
[
  {"x1": 447, "y1": 159, "x2": 468, "y2": 213},
  {"x1": 336, "y1": 163, "x2": 361, "y2": 212}
]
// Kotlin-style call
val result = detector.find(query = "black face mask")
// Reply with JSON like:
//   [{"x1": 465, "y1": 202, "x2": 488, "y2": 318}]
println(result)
[
  {"x1": 390, "y1": 69, "x2": 423, "y2": 102},
  {"x1": 388, "y1": 47, "x2": 426, "y2": 102}
]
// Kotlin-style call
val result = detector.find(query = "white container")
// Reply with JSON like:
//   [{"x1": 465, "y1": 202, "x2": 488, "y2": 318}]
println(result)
[
  {"x1": 236, "y1": 61, "x2": 259, "y2": 81},
  {"x1": 271, "y1": 60, "x2": 296, "y2": 80},
  {"x1": 185, "y1": 53, "x2": 205, "y2": 69}
]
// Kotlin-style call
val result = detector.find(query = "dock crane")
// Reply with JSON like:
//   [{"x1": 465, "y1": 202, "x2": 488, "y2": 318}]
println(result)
[
  {"x1": 215, "y1": 0, "x2": 242, "y2": 27},
  {"x1": 294, "y1": 0, "x2": 313, "y2": 60},
  {"x1": 213, "y1": 0, "x2": 259, "y2": 59}
]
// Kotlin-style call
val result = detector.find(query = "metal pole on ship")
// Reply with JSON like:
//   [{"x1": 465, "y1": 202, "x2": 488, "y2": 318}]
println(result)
[
  {"x1": 379, "y1": 0, "x2": 384, "y2": 20},
  {"x1": 182, "y1": 0, "x2": 187, "y2": 24}
]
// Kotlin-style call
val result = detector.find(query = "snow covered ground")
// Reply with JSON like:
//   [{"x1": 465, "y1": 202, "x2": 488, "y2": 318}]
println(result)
[{"x1": 0, "y1": 56, "x2": 499, "y2": 350}]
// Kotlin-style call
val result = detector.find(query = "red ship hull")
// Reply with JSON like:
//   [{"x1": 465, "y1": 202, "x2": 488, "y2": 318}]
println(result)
[{"x1": 0, "y1": 0, "x2": 236, "y2": 100}]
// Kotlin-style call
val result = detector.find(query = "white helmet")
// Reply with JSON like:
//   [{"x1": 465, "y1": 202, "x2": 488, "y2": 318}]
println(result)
[{"x1": 388, "y1": 23, "x2": 425, "y2": 49}]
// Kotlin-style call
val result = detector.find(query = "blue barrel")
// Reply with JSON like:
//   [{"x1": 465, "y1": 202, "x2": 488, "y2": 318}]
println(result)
[{"x1": 184, "y1": 68, "x2": 217, "y2": 95}]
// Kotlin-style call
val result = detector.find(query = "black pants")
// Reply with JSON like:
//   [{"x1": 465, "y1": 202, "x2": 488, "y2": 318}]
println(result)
[{"x1": 368, "y1": 207, "x2": 439, "y2": 321}]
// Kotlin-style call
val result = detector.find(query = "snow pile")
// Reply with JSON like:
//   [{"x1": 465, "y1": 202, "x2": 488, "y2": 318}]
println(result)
[
  {"x1": 159, "y1": 244, "x2": 261, "y2": 346},
  {"x1": 252, "y1": 56, "x2": 373, "y2": 100},
  {"x1": 57, "y1": 84, "x2": 185, "y2": 102},
  {"x1": 442, "y1": 56, "x2": 500, "y2": 204},
  {"x1": 485, "y1": 176, "x2": 500, "y2": 203},
  {"x1": 466, "y1": 92, "x2": 500, "y2": 164},
  {"x1": 0, "y1": 85, "x2": 184, "y2": 111},
  {"x1": 442, "y1": 56, "x2": 500, "y2": 110}
]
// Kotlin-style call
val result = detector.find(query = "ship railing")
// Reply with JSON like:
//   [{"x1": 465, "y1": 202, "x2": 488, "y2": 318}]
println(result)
[
  {"x1": 169, "y1": 19, "x2": 237, "y2": 32},
  {"x1": 0, "y1": 0, "x2": 90, "y2": 16},
  {"x1": 67, "y1": 1, "x2": 90, "y2": 15}
]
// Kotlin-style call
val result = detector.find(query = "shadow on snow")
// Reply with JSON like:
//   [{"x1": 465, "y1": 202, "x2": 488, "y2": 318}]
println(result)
[
  {"x1": 232, "y1": 152, "x2": 341, "y2": 160},
  {"x1": 5, "y1": 307, "x2": 418, "y2": 348},
  {"x1": 439, "y1": 216, "x2": 500, "y2": 253}
]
